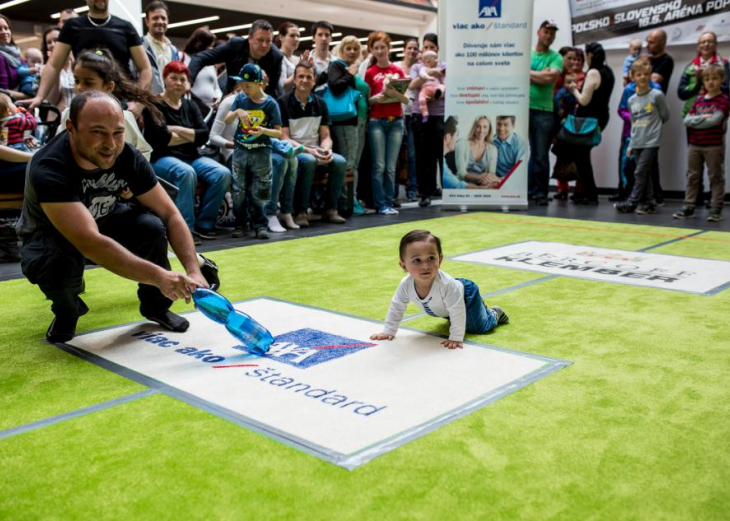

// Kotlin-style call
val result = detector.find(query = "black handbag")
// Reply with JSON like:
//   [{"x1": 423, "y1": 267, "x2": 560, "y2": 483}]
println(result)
[{"x1": 557, "y1": 114, "x2": 602, "y2": 147}]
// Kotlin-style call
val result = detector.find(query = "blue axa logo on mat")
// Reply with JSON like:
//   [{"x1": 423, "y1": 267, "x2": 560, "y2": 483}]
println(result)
[
  {"x1": 263, "y1": 328, "x2": 376, "y2": 369},
  {"x1": 479, "y1": 0, "x2": 501, "y2": 18}
]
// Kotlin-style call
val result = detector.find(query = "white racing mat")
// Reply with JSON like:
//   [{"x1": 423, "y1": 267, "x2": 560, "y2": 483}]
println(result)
[
  {"x1": 451, "y1": 241, "x2": 730, "y2": 295},
  {"x1": 65, "y1": 298, "x2": 569, "y2": 469}
]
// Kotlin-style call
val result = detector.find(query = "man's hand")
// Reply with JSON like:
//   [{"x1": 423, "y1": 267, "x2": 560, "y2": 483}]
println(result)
[
  {"x1": 17, "y1": 96, "x2": 42, "y2": 110},
  {"x1": 441, "y1": 339, "x2": 463, "y2": 349},
  {"x1": 157, "y1": 271, "x2": 202, "y2": 303},
  {"x1": 315, "y1": 147, "x2": 333, "y2": 165},
  {"x1": 370, "y1": 332, "x2": 394, "y2": 341}
]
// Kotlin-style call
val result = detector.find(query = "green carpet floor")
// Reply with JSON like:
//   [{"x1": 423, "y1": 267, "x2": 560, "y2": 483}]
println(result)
[{"x1": 1, "y1": 213, "x2": 729, "y2": 520}]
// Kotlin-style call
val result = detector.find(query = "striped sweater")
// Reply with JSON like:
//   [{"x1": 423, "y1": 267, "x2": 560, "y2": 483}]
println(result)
[
  {"x1": 684, "y1": 93, "x2": 730, "y2": 147},
  {"x1": 1, "y1": 107, "x2": 37, "y2": 146}
]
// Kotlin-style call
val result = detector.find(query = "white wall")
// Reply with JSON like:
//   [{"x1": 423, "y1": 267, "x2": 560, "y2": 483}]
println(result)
[{"x1": 533, "y1": 0, "x2": 730, "y2": 193}]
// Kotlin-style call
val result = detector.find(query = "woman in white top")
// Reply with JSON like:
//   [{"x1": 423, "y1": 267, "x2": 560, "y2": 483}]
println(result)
[
  {"x1": 180, "y1": 28, "x2": 222, "y2": 112},
  {"x1": 454, "y1": 115, "x2": 499, "y2": 188},
  {"x1": 277, "y1": 22, "x2": 307, "y2": 96},
  {"x1": 394, "y1": 37, "x2": 420, "y2": 201},
  {"x1": 42, "y1": 27, "x2": 74, "y2": 114},
  {"x1": 58, "y1": 49, "x2": 157, "y2": 161}
]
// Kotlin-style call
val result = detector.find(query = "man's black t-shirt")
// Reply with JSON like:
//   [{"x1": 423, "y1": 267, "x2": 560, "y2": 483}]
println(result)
[
  {"x1": 59, "y1": 14, "x2": 143, "y2": 75},
  {"x1": 650, "y1": 53, "x2": 674, "y2": 94},
  {"x1": 17, "y1": 132, "x2": 157, "y2": 240}
]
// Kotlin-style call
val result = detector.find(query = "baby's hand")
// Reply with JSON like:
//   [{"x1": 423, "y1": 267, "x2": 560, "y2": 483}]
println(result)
[
  {"x1": 441, "y1": 339, "x2": 463, "y2": 350},
  {"x1": 370, "y1": 332, "x2": 394, "y2": 341}
]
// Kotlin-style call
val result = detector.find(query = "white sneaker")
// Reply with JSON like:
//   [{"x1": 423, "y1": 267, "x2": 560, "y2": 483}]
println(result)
[
  {"x1": 380, "y1": 207, "x2": 399, "y2": 215},
  {"x1": 267, "y1": 215, "x2": 286, "y2": 233},
  {"x1": 280, "y1": 213, "x2": 300, "y2": 229}
]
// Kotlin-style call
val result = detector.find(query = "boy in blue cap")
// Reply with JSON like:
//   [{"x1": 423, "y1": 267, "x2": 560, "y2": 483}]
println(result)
[{"x1": 224, "y1": 63, "x2": 283, "y2": 239}]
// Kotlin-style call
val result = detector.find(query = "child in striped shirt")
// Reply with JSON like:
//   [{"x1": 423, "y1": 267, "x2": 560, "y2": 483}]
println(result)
[
  {"x1": 0, "y1": 92, "x2": 37, "y2": 152},
  {"x1": 370, "y1": 230, "x2": 508, "y2": 349},
  {"x1": 674, "y1": 63, "x2": 730, "y2": 222}
]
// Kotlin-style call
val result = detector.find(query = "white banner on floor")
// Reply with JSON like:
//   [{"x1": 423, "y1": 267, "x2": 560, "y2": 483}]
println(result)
[
  {"x1": 65, "y1": 298, "x2": 569, "y2": 469},
  {"x1": 441, "y1": 0, "x2": 532, "y2": 210},
  {"x1": 451, "y1": 241, "x2": 730, "y2": 294}
]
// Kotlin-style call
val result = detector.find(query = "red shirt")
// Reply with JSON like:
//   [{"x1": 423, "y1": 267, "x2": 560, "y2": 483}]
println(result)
[
  {"x1": 365, "y1": 63, "x2": 406, "y2": 119},
  {"x1": 688, "y1": 93, "x2": 730, "y2": 147}
]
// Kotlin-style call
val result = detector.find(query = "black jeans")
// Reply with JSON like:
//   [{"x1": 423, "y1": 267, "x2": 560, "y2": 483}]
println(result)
[
  {"x1": 411, "y1": 114, "x2": 444, "y2": 196},
  {"x1": 573, "y1": 145, "x2": 598, "y2": 202},
  {"x1": 21, "y1": 202, "x2": 172, "y2": 319}
]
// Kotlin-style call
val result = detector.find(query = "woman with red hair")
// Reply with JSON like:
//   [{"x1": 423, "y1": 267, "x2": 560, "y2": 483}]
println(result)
[{"x1": 143, "y1": 61, "x2": 231, "y2": 244}]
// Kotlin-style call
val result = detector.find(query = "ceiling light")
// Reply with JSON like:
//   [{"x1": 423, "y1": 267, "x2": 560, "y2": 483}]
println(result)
[
  {"x1": 211, "y1": 23, "x2": 252, "y2": 34},
  {"x1": 50, "y1": 5, "x2": 89, "y2": 19},
  {"x1": 0, "y1": 0, "x2": 29, "y2": 10},
  {"x1": 167, "y1": 16, "x2": 220, "y2": 29},
  {"x1": 15, "y1": 36, "x2": 39, "y2": 44}
]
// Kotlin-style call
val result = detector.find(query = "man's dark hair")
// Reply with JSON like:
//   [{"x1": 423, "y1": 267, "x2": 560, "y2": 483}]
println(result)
[
  {"x1": 399, "y1": 230, "x2": 442, "y2": 261},
  {"x1": 294, "y1": 60, "x2": 314, "y2": 76},
  {"x1": 423, "y1": 33, "x2": 438, "y2": 48},
  {"x1": 444, "y1": 116, "x2": 458, "y2": 137},
  {"x1": 144, "y1": 1, "x2": 170, "y2": 17},
  {"x1": 496, "y1": 115, "x2": 515, "y2": 125},
  {"x1": 250, "y1": 19, "x2": 273, "y2": 35},
  {"x1": 68, "y1": 90, "x2": 120, "y2": 127},
  {"x1": 311, "y1": 20, "x2": 334, "y2": 37}
]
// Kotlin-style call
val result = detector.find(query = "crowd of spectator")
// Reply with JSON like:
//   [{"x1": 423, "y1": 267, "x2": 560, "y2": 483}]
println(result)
[
  {"x1": 0, "y1": 0, "x2": 455, "y2": 262},
  {"x1": 2, "y1": 3, "x2": 730, "y2": 265},
  {"x1": 534, "y1": 22, "x2": 728, "y2": 222}
]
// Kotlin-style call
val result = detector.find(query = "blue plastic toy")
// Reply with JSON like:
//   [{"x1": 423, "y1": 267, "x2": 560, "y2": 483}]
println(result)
[{"x1": 192, "y1": 288, "x2": 273, "y2": 355}]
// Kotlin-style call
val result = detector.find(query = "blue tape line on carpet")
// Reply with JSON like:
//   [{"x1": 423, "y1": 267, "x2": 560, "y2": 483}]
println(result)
[
  {"x1": 0, "y1": 389, "x2": 158, "y2": 441},
  {"x1": 639, "y1": 230, "x2": 707, "y2": 252}
]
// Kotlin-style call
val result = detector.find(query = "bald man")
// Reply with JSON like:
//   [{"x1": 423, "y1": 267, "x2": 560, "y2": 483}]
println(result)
[
  {"x1": 645, "y1": 29, "x2": 674, "y2": 205},
  {"x1": 17, "y1": 90, "x2": 207, "y2": 343},
  {"x1": 646, "y1": 29, "x2": 674, "y2": 94}
]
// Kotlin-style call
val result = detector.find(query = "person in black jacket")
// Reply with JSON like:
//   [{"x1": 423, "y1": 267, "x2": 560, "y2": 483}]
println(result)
[
  {"x1": 188, "y1": 19, "x2": 283, "y2": 96},
  {"x1": 144, "y1": 61, "x2": 231, "y2": 243}
]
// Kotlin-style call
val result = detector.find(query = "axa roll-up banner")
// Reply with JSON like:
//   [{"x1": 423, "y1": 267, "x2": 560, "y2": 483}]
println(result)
[
  {"x1": 441, "y1": 0, "x2": 533, "y2": 210},
  {"x1": 570, "y1": 0, "x2": 730, "y2": 49}
]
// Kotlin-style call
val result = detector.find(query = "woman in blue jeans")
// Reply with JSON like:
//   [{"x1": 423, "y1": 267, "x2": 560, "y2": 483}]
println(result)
[
  {"x1": 144, "y1": 62, "x2": 230, "y2": 243},
  {"x1": 364, "y1": 32, "x2": 409, "y2": 215}
]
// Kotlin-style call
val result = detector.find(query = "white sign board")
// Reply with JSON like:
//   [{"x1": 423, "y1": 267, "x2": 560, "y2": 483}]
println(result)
[
  {"x1": 451, "y1": 241, "x2": 730, "y2": 295},
  {"x1": 65, "y1": 298, "x2": 569, "y2": 469}
]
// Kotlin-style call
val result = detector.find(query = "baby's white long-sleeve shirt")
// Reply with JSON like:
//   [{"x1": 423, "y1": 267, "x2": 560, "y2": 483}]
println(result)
[{"x1": 383, "y1": 270, "x2": 466, "y2": 341}]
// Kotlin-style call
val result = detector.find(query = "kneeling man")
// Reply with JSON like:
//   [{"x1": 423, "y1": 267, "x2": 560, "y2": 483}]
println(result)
[{"x1": 17, "y1": 90, "x2": 207, "y2": 343}]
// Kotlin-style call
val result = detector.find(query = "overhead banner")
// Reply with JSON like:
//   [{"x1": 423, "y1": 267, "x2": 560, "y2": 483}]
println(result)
[
  {"x1": 570, "y1": 0, "x2": 730, "y2": 49},
  {"x1": 65, "y1": 298, "x2": 570, "y2": 469},
  {"x1": 451, "y1": 241, "x2": 730, "y2": 295},
  {"x1": 441, "y1": 0, "x2": 533, "y2": 210}
]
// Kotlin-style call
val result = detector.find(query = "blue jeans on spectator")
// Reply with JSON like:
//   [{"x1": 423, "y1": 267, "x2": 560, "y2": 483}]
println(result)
[
  {"x1": 369, "y1": 116, "x2": 404, "y2": 212},
  {"x1": 404, "y1": 115, "x2": 418, "y2": 199},
  {"x1": 267, "y1": 152, "x2": 297, "y2": 216},
  {"x1": 7, "y1": 142, "x2": 30, "y2": 153},
  {"x1": 528, "y1": 109, "x2": 555, "y2": 200},
  {"x1": 457, "y1": 278, "x2": 497, "y2": 334},
  {"x1": 152, "y1": 156, "x2": 231, "y2": 232},
  {"x1": 231, "y1": 148, "x2": 272, "y2": 230},
  {"x1": 295, "y1": 152, "x2": 346, "y2": 214},
  {"x1": 331, "y1": 123, "x2": 358, "y2": 199}
]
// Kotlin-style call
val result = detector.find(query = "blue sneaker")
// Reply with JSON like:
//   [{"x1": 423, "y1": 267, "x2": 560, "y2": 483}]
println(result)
[{"x1": 352, "y1": 200, "x2": 366, "y2": 216}]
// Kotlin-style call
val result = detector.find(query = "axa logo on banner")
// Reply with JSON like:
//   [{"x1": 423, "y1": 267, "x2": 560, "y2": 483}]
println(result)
[
  {"x1": 264, "y1": 328, "x2": 376, "y2": 369},
  {"x1": 479, "y1": 0, "x2": 501, "y2": 18}
]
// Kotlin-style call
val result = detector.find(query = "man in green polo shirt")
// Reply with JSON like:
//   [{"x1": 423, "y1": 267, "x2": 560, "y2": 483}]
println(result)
[{"x1": 529, "y1": 20, "x2": 563, "y2": 206}]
